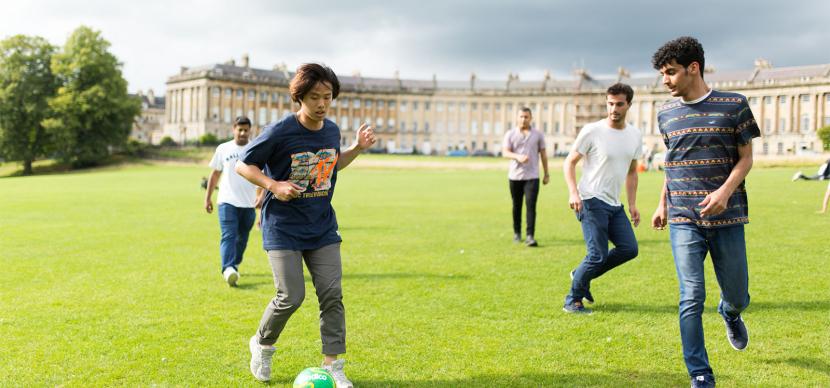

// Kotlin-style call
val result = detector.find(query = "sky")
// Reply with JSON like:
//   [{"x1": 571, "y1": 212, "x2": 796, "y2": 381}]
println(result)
[{"x1": 2, "y1": 0, "x2": 828, "y2": 93}]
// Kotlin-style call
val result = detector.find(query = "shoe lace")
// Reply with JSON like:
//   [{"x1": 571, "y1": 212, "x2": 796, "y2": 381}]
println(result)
[{"x1": 328, "y1": 360, "x2": 350, "y2": 382}]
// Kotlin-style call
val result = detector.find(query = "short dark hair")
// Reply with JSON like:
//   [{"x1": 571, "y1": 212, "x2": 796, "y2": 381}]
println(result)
[
  {"x1": 234, "y1": 116, "x2": 251, "y2": 126},
  {"x1": 607, "y1": 83, "x2": 634, "y2": 104},
  {"x1": 652, "y1": 36, "x2": 705, "y2": 75},
  {"x1": 519, "y1": 107, "x2": 532, "y2": 115},
  {"x1": 289, "y1": 63, "x2": 340, "y2": 103}
]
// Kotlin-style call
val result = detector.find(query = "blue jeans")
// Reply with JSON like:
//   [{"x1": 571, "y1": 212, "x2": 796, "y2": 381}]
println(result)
[
  {"x1": 566, "y1": 198, "x2": 638, "y2": 305},
  {"x1": 670, "y1": 223, "x2": 750, "y2": 378},
  {"x1": 218, "y1": 203, "x2": 256, "y2": 272}
]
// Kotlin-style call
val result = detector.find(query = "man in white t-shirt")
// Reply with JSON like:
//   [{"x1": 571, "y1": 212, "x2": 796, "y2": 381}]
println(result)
[
  {"x1": 562, "y1": 83, "x2": 643, "y2": 314},
  {"x1": 205, "y1": 116, "x2": 260, "y2": 286}
]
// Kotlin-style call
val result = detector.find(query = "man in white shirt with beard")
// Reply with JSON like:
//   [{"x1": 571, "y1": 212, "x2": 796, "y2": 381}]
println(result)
[{"x1": 562, "y1": 83, "x2": 643, "y2": 314}]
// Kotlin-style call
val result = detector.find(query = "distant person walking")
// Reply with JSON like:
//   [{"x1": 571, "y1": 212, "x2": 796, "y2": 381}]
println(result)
[
  {"x1": 204, "y1": 116, "x2": 260, "y2": 287},
  {"x1": 502, "y1": 107, "x2": 550, "y2": 246}
]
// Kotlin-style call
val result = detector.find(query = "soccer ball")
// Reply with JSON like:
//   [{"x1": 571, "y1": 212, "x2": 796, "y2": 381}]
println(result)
[{"x1": 292, "y1": 367, "x2": 334, "y2": 388}]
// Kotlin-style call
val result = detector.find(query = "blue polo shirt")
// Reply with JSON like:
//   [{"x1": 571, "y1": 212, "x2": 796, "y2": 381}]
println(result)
[
  {"x1": 658, "y1": 90, "x2": 761, "y2": 228},
  {"x1": 241, "y1": 114, "x2": 342, "y2": 250}
]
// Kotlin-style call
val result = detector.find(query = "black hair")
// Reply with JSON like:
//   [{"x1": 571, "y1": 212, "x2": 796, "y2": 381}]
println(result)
[
  {"x1": 651, "y1": 36, "x2": 705, "y2": 75},
  {"x1": 289, "y1": 63, "x2": 340, "y2": 103},
  {"x1": 607, "y1": 83, "x2": 634, "y2": 104}
]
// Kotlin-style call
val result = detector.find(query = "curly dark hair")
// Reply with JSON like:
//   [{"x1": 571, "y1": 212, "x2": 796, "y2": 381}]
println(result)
[
  {"x1": 651, "y1": 36, "x2": 705, "y2": 75},
  {"x1": 606, "y1": 83, "x2": 634, "y2": 104}
]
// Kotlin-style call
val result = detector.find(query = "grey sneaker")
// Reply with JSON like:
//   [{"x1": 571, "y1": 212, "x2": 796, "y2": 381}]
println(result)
[
  {"x1": 563, "y1": 301, "x2": 592, "y2": 314},
  {"x1": 525, "y1": 235, "x2": 538, "y2": 247},
  {"x1": 723, "y1": 315, "x2": 748, "y2": 350},
  {"x1": 513, "y1": 233, "x2": 521, "y2": 243},
  {"x1": 249, "y1": 335, "x2": 275, "y2": 381},
  {"x1": 569, "y1": 270, "x2": 594, "y2": 304},
  {"x1": 690, "y1": 374, "x2": 716, "y2": 388},
  {"x1": 323, "y1": 359, "x2": 353, "y2": 388}
]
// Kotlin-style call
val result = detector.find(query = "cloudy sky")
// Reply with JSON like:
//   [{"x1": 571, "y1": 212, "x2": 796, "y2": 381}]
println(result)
[{"x1": 2, "y1": 0, "x2": 828, "y2": 93}]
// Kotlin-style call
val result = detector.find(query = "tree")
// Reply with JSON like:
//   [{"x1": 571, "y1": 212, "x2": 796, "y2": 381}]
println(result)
[
  {"x1": 46, "y1": 26, "x2": 140, "y2": 167},
  {"x1": 0, "y1": 35, "x2": 58, "y2": 175},
  {"x1": 818, "y1": 126, "x2": 830, "y2": 151}
]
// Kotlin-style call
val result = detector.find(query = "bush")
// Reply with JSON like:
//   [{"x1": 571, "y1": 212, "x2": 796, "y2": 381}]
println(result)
[
  {"x1": 818, "y1": 126, "x2": 830, "y2": 151},
  {"x1": 198, "y1": 133, "x2": 220, "y2": 146},
  {"x1": 159, "y1": 136, "x2": 176, "y2": 147},
  {"x1": 124, "y1": 138, "x2": 146, "y2": 157}
]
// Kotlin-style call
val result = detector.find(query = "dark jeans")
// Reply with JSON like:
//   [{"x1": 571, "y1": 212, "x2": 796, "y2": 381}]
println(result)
[
  {"x1": 670, "y1": 223, "x2": 750, "y2": 378},
  {"x1": 218, "y1": 203, "x2": 256, "y2": 272},
  {"x1": 566, "y1": 198, "x2": 638, "y2": 305},
  {"x1": 509, "y1": 179, "x2": 540, "y2": 236}
]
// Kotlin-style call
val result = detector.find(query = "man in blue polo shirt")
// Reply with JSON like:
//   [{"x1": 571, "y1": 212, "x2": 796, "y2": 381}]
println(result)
[{"x1": 650, "y1": 36, "x2": 760, "y2": 388}]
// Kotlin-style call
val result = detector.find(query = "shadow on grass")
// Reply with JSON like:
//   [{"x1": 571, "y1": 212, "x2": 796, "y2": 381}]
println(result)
[
  {"x1": 349, "y1": 371, "x2": 685, "y2": 387},
  {"x1": 763, "y1": 356, "x2": 830, "y2": 377},
  {"x1": 233, "y1": 272, "x2": 470, "y2": 291},
  {"x1": 596, "y1": 300, "x2": 830, "y2": 315}
]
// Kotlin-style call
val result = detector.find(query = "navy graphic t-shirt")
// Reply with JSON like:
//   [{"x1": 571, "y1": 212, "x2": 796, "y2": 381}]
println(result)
[
  {"x1": 241, "y1": 114, "x2": 342, "y2": 250},
  {"x1": 658, "y1": 90, "x2": 761, "y2": 228}
]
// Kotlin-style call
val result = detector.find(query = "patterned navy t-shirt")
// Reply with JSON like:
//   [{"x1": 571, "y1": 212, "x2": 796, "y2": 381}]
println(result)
[
  {"x1": 658, "y1": 90, "x2": 761, "y2": 228},
  {"x1": 241, "y1": 114, "x2": 342, "y2": 251}
]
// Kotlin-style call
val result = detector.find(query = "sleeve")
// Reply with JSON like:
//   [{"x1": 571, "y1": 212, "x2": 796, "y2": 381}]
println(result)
[
  {"x1": 241, "y1": 124, "x2": 280, "y2": 169},
  {"x1": 502, "y1": 131, "x2": 513, "y2": 151},
  {"x1": 573, "y1": 125, "x2": 592, "y2": 155},
  {"x1": 208, "y1": 146, "x2": 223, "y2": 171},
  {"x1": 735, "y1": 97, "x2": 761, "y2": 145}
]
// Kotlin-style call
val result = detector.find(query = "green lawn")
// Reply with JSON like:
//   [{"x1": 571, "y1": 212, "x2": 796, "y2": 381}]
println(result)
[{"x1": 1, "y1": 160, "x2": 828, "y2": 387}]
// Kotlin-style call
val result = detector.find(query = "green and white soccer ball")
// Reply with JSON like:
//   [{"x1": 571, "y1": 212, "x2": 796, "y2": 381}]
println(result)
[{"x1": 292, "y1": 367, "x2": 334, "y2": 388}]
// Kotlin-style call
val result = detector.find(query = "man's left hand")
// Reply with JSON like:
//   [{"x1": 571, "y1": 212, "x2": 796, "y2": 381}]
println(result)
[{"x1": 699, "y1": 189, "x2": 730, "y2": 217}]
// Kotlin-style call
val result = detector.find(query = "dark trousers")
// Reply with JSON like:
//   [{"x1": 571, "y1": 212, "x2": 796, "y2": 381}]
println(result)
[{"x1": 509, "y1": 179, "x2": 540, "y2": 236}]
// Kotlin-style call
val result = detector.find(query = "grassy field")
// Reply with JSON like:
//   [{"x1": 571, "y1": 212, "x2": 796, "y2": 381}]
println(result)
[{"x1": 1, "y1": 157, "x2": 828, "y2": 387}]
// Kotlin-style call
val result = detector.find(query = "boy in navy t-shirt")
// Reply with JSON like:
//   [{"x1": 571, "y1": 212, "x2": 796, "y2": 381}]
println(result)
[{"x1": 236, "y1": 63, "x2": 376, "y2": 387}]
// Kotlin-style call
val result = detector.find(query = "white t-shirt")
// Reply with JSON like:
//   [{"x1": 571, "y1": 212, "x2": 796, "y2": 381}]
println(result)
[
  {"x1": 572, "y1": 119, "x2": 642, "y2": 206},
  {"x1": 208, "y1": 140, "x2": 258, "y2": 208}
]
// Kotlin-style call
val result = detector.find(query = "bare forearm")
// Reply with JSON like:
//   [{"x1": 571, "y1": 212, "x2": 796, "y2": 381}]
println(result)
[
  {"x1": 564, "y1": 159, "x2": 579, "y2": 195},
  {"x1": 205, "y1": 171, "x2": 221, "y2": 201},
  {"x1": 502, "y1": 149, "x2": 521, "y2": 161},
  {"x1": 719, "y1": 155, "x2": 753, "y2": 196},
  {"x1": 337, "y1": 144, "x2": 363, "y2": 171},
  {"x1": 657, "y1": 178, "x2": 668, "y2": 208},
  {"x1": 235, "y1": 161, "x2": 277, "y2": 191},
  {"x1": 626, "y1": 172, "x2": 638, "y2": 208},
  {"x1": 540, "y1": 151, "x2": 549, "y2": 176}
]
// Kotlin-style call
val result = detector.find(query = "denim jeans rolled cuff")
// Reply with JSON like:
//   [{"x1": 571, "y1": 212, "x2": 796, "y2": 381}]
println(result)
[
  {"x1": 670, "y1": 223, "x2": 749, "y2": 377},
  {"x1": 218, "y1": 203, "x2": 256, "y2": 272},
  {"x1": 566, "y1": 198, "x2": 638, "y2": 305}
]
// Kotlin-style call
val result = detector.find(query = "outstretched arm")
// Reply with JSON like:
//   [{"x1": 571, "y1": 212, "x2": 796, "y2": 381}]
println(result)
[
  {"x1": 563, "y1": 151, "x2": 583, "y2": 212},
  {"x1": 338, "y1": 123, "x2": 376, "y2": 171}
]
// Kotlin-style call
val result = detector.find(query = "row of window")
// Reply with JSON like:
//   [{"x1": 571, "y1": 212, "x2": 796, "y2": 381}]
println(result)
[
  {"x1": 210, "y1": 87, "x2": 293, "y2": 104},
  {"x1": 749, "y1": 93, "x2": 830, "y2": 105}
]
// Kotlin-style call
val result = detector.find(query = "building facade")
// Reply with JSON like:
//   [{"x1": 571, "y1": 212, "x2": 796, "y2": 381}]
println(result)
[
  {"x1": 130, "y1": 89, "x2": 166, "y2": 143},
  {"x1": 162, "y1": 56, "x2": 830, "y2": 155}
]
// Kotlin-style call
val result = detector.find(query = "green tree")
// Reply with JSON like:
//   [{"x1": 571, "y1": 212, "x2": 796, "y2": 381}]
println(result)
[
  {"x1": 0, "y1": 35, "x2": 58, "y2": 175},
  {"x1": 46, "y1": 26, "x2": 140, "y2": 167},
  {"x1": 818, "y1": 126, "x2": 830, "y2": 151}
]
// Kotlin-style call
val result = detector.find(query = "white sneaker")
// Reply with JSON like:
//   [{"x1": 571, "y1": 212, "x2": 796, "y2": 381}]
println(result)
[
  {"x1": 249, "y1": 336, "x2": 275, "y2": 381},
  {"x1": 223, "y1": 267, "x2": 239, "y2": 287},
  {"x1": 323, "y1": 359, "x2": 353, "y2": 388}
]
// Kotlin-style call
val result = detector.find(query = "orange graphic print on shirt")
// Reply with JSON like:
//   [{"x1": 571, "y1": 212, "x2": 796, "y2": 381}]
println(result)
[{"x1": 289, "y1": 149, "x2": 338, "y2": 195}]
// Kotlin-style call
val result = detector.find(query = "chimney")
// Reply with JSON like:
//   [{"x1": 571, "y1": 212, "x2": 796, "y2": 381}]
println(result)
[
  {"x1": 470, "y1": 72, "x2": 476, "y2": 91},
  {"x1": 754, "y1": 58, "x2": 772, "y2": 70},
  {"x1": 242, "y1": 54, "x2": 250, "y2": 68},
  {"x1": 147, "y1": 89, "x2": 155, "y2": 103}
]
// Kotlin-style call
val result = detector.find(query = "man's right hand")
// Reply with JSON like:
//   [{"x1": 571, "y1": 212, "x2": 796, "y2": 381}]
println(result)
[
  {"x1": 651, "y1": 206, "x2": 668, "y2": 230},
  {"x1": 568, "y1": 192, "x2": 582, "y2": 213},
  {"x1": 270, "y1": 181, "x2": 305, "y2": 202},
  {"x1": 515, "y1": 154, "x2": 529, "y2": 163}
]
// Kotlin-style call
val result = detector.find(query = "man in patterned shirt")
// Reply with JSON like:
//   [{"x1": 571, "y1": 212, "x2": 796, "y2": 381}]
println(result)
[{"x1": 650, "y1": 36, "x2": 760, "y2": 388}]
